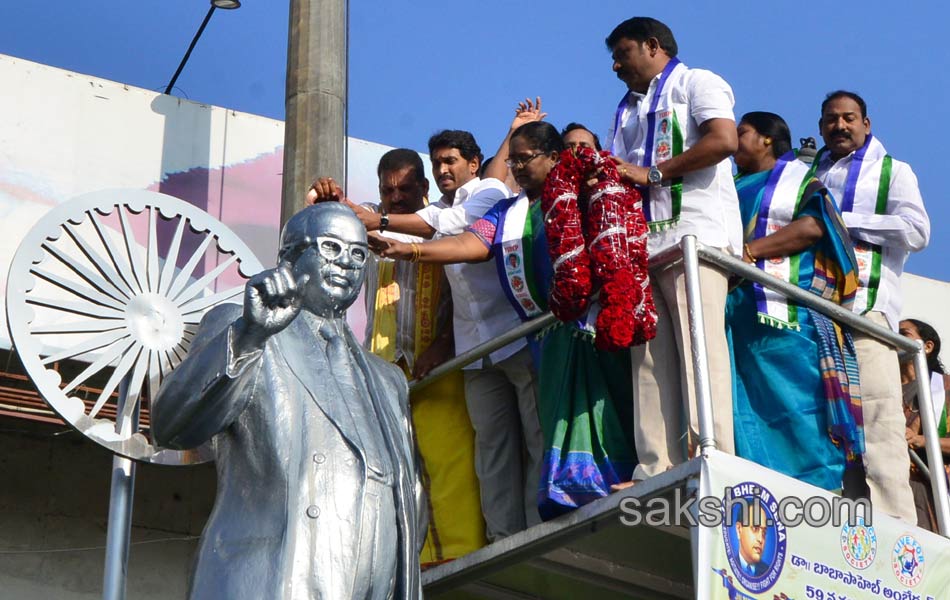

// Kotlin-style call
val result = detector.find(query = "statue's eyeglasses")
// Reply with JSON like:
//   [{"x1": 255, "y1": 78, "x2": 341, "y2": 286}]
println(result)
[{"x1": 281, "y1": 236, "x2": 368, "y2": 266}]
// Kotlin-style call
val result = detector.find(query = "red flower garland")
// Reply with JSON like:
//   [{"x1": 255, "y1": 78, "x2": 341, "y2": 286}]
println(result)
[{"x1": 540, "y1": 147, "x2": 657, "y2": 351}]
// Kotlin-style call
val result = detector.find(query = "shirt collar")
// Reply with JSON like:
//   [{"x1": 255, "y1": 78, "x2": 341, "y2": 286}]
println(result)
[
  {"x1": 442, "y1": 176, "x2": 482, "y2": 206},
  {"x1": 818, "y1": 148, "x2": 854, "y2": 171}
]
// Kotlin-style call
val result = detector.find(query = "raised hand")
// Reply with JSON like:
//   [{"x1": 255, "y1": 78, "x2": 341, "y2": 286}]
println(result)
[
  {"x1": 242, "y1": 262, "x2": 310, "y2": 343},
  {"x1": 510, "y1": 96, "x2": 548, "y2": 131}
]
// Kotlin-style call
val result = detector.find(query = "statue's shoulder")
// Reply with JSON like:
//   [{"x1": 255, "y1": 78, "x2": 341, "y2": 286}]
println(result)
[
  {"x1": 191, "y1": 302, "x2": 243, "y2": 346},
  {"x1": 204, "y1": 301, "x2": 243, "y2": 321}
]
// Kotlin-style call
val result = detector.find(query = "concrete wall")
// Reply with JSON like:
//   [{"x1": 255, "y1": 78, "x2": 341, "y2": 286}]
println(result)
[
  {"x1": 901, "y1": 273, "x2": 950, "y2": 347},
  {"x1": 0, "y1": 419, "x2": 215, "y2": 599}
]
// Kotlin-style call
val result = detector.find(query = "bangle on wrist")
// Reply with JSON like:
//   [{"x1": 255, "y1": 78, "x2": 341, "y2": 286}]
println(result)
[{"x1": 743, "y1": 243, "x2": 757, "y2": 263}]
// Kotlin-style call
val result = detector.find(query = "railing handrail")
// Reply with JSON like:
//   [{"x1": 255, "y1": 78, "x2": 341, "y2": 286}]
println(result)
[
  {"x1": 405, "y1": 235, "x2": 950, "y2": 537},
  {"x1": 695, "y1": 244, "x2": 919, "y2": 354},
  {"x1": 408, "y1": 312, "x2": 558, "y2": 392},
  {"x1": 698, "y1": 241, "x2": 950, "y2": 537}
]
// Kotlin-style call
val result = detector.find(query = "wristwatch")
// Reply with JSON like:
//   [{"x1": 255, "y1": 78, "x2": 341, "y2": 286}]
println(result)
[
  {"x1": 648, "y1": 165, "x2": 663, "y2": 187},
  {"x1": 378, "y1": 209, "x2": 389, "y2": 232}
]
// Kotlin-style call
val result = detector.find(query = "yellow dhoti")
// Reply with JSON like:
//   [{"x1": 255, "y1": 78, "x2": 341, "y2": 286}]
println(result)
[{"x1": 370, "y1": 260, "x2": 485, "y2": 564}]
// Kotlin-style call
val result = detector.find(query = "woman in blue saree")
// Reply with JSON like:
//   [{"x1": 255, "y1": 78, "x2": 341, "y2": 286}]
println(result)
[
  {"x1": 374, "y1": 121, "x2": 636, "y2": 520},
  {"x1": 728, "y1": 112, "x2": 863, "y2": 490}
]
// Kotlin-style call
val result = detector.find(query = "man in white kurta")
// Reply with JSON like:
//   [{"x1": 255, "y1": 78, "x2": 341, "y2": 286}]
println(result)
[
  {"x1": 815, "y1": 91, "x2": 930, "y2": 522},
  {"x1": 605, "y1": 16, "x2": 742, "y2": 482}
]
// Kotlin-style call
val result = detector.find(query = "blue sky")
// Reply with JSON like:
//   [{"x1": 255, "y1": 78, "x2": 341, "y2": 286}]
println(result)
[{"x1": 1, "y1": 1, "x2": 946, "y2": 280}]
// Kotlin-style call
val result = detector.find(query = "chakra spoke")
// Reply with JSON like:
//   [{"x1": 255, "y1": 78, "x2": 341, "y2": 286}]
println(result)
[
  {"x1": 158, "y1": 217, "x2": 187, "y2": 296},
  {"x1": 173, "y1": 255, "x2": 239, "y2": 305},
  {"x1": 117, "y1": 350, "x2": 150, "y2": 435},
  {"x1": 147, "y1": 350, "x2": 161, "y2": 407},
  {"x1": 178, "y1": 285, "x2": 244, "y2": 315},
  {"x1": 27, "y1": 296, "x2": 125, "y2": 320},
  {"x1": 157, "y1": 350, "x2": 171, "y2": 377},
  {"x1": 89, "y1": 210, "x2": 140, "y2": 295},
  {"x1": 88, "y1": 345, "x2": 142, "y2": 420},
  {"x1": 48, "y1": 229, "x2": 132, "y2": 301},
  {"x1": 172, "y1": 343, "x2": 190, "y2": 362},
  {"x1": 30, "y1": 267, "x2": 127, "y2": 312},
  {"x1": 40, "y1": 328, "x2": 130, "y2": 365},
  {"x1": 31, "y1": 319, "x2": 124, "y2": 335},
  {"x1": 62, "y1": 337, "x2": 137, "y2": 395},
  {"x1": 146, "y1": 206, "x2": 161, "y2": 293},
  {"x1": 118, "y1": 208, "x2": 147, "y2": 293},
  {"x1": 165, "y1": 235, "x2": 214, "y2": 301},
  {"x1": 166, "y1": 347, "x2": 185, "y2": 369}
]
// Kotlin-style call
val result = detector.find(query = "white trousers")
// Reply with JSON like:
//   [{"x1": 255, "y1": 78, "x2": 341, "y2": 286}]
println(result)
[
  {"x1": 631, "y1": 262, "x2": 734, "y2": 480},
  {"x1": 853, "y1": 311, "x2": 916, "y2": 523}
]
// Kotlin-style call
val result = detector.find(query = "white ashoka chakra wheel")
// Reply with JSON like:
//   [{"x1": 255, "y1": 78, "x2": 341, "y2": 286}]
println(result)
[{"x1": 6, "y1": 189, "x2": 264, "y2": 465}]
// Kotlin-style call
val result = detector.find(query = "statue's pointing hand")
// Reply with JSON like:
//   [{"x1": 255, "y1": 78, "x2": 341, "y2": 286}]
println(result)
[{"x1": 243, "y1": 262, "x2": 310, "y2": 339}]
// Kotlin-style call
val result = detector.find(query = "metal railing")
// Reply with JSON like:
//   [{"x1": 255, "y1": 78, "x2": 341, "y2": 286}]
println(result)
[{"x1": 408, "y1": 234, "x2": 950, "y2": 537}]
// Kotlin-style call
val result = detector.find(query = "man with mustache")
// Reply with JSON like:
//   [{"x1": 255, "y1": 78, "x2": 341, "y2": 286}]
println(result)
[
  {"x1": 815, "y1": 91, "x2": 930, "y2": 523},
  {"x1": 605, "y1": 16, "x2": 742, "y2": 488}
]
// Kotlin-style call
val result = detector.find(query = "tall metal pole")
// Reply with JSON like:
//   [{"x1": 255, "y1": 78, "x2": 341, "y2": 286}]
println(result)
[
  {"x1": 282, "y1": 0, "x2": 348, "y2": 227},
  {"x1": 102, "y1": 378, "x2": 137, "y2": 600}
]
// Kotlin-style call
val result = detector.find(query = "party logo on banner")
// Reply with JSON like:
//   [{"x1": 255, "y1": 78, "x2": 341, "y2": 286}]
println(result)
[
  {"x1": 891, "y1": 534, "x2": 925, "y2": 587},
  {"x1": 839, "y1": 517, "x2": 877, "y2": 570},
  {"x1": 721, "y1": 481, "x2": 787, "y2": 594}
]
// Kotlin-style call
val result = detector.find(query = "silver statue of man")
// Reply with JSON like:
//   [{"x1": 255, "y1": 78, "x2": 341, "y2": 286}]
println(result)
[{"x1": 152, "y1": 202, "x2": 424, "y2": 599}]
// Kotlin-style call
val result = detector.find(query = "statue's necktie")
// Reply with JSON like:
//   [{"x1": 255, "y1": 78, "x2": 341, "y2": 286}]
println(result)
[
  {"x1": 318, "y1": 320, "x2": 390, "y2": 477},
  {"x1": 318, "y1": 320, "x2": 358, "y2": 396}
]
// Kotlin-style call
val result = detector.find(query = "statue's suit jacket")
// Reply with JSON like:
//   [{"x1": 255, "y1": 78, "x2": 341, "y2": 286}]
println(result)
[{"x1": 152, "y1": 303, "x2": 424, "y2": 599}]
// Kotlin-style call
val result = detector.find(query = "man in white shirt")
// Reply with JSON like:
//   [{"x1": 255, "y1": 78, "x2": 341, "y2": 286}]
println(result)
[
  {"x1": 815, "y1": 90, "x2": 930, "y2": 522},
  {"x1": 605, "y1": 17, "x2": 741, "y2": 486},
  {"x1": 320, "y1": 131, "x2": 541, "y2": 540}
]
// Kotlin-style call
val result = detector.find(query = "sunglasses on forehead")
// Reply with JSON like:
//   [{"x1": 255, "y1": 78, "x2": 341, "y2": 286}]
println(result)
[{"x1": 280, "y1": 236, "x2": 369, "y2": 266}]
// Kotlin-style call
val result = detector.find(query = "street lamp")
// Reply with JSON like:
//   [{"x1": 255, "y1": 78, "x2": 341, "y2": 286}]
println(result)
[{"x1": 163, "y1": 0, "x2": 242, "y2": 95}]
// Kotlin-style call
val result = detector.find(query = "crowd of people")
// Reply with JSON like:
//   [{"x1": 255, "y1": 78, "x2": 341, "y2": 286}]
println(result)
[{"x1": 307, "y1": 15, "x2": 942, "y2": 560}]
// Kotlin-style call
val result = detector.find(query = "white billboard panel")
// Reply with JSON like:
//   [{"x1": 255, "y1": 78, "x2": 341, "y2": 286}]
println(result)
[{"x1": 0, "y1": 54, "x2": 419, "y2": 350}]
